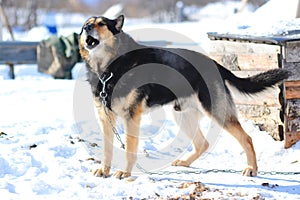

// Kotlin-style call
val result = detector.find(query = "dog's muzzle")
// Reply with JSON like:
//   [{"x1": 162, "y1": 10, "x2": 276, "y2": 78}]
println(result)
[
  {"x1": 83, "y1": 24, "x2": 100, "y2": 49},
  {"x1": 85, "y1": 35, "x2": 100, "y2": 49}
]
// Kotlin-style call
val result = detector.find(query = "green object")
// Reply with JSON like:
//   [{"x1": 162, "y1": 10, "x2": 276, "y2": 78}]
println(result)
[{"x1": 37, "y1": 33, "x2": 81, "y2": 79}]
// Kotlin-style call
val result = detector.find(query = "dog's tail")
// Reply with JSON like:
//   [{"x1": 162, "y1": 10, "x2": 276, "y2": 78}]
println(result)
[{"x1": 217, "y1": 63, "x2": 291, "y2": 94}]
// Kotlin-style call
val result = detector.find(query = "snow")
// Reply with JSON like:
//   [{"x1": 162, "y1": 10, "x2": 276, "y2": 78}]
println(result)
[
  {"x1": 215, "y1": 0, "x2": 300, "y2": 36},
  {"x1": 1, "y1": 0, "x2": 300, "y2": 199},
  {"x1": 103, "y1": 3, "x2": 123, "y2": 19},
  {"x1": 1, "y1": 76, "x2": 300, "y2": 199}
]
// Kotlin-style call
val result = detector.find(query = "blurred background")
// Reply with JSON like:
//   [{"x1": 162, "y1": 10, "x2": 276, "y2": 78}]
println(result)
[
  {"x1": 1, "y1": 0, "x2": 299, "y2": 79},
  {"x1": 1, "y1": 0, "x2": 268, "y2": 31}
]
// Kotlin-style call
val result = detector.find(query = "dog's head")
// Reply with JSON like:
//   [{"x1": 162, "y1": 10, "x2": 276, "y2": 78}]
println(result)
[{"x1": 79, "y1": 15, "x2": 124, "y2": 62}]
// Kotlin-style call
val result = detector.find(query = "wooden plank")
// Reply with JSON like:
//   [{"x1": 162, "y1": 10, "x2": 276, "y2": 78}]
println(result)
[
  {"x1": 285, "y1": 99, "x2": 300, "y2": 148},
  {"x1": 237, "y1": 105, "x2": 280, "y2": 119},
  {"x1": 285, "y1": 80, "x2": 300, "y2": 100},
  {"x1": 285, "y1": 41, "x2": 300, "y2": 63},
  {"x1": 207, "y1": 32, "x2": 283, "y2": 45},
  {"x1": 237, "y1": 54, "x2": 278, "y2": 70},
  {"x1": 283, "y1": 62, "x2": 300, "y2": 81},
  {"x1": 285, "y1": 80, "x2": 300, "y2": 87},
  {"x1": 209, "y1": 40, "x2": 280, "y2": 54},
  {"x1": 285, "y1": 131, "x2": 300, "y2": 148},
  {"x1": 210, "y1": 54, "x2": 278, "y2": 71},
  {"x1": 283, "y1": 44, "x2": 300, "y2": 147},
  {"x1": 0, "y1": 3, "x2": 14, "y2": 40},
  {"x1": 0, "y1": 41, "x2": 39, "y2": 46},
  {"x1": 234, "y1": 98, "x2": 280, "y2": 106},
  {"x1": 285, "y1": 86, "x2": 300, "y2": 99},
  {"x1": 287, "y1": 99, "x2": 300, "y2": 118},
  {"x1": 236, "y1": 104, "x2": 282, "y2": 140},
  {"x1": 0, "y1": 42, "x2": 38, "y2": 64},
  {"x1": 207, "y1": 32, "x2": 300, "y2": 46}
]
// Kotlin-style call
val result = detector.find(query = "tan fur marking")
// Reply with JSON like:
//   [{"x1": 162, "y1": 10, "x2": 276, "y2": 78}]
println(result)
[
  {"x1": 131, "y1": 103, "x2": 143, "y2": 123},
  {"x1": 95, "y1": 18, "x2": 103, "y2": 23},
  {"x1": 111, "y1": 90, "x2": 141, "y2": 118},
  {"x1": 224, "y1": 117, "x2": 258, "y2": 176},
  {"x1": 93, "y1": 18, "x2": 114, "y2": 48},
  {"x1": 126, "y1": 103, "x2": 142, "y2": 170},
  {"x1": 113, "y1": 102, "x2": 143, "y2": 178},
  {"x1": 97, "y1": 26, "x2": 114, "y2": 47},
  {"x1": 87, "y1": 17, "x2": 97, "y2": 24},
  {"x1": 79, "y1": 35, "x2": 89, "y2": 61}
]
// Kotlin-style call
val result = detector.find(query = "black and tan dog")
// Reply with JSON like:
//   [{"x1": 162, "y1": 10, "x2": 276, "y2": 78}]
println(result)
[{"x1": 79, "y1": 15, "x2": 290, "y2": 179}]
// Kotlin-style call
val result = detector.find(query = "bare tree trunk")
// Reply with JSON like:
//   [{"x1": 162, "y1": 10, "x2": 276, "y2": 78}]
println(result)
[
  {"x1": 0, "y1": 14, "x2": 2, "y2": 41},
  {"x1": 0, "y1": 1, "x2": 14, "y2": 40},
  {"x1": 68, "y1": 0, "x2": 84, "y2": 12},
  {"x1": 297, "y1": 0, "x2": 300, "y2": 18},
  {"x1": 237, "y1": 0, "x2": 249, "y2": 13},
  {"x1": 25, "y1": 0, "x2": 38, "y2": 30}
]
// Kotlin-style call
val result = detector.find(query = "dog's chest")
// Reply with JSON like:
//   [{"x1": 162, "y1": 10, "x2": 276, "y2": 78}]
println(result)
[{"x1": 89, "y1": 48, "x2": 115, "y2": 72}]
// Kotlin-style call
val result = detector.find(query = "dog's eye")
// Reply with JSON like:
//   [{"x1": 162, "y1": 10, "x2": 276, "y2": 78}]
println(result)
[{"x1": 98, "y1": 22, "x2": 106, "y2": 27}]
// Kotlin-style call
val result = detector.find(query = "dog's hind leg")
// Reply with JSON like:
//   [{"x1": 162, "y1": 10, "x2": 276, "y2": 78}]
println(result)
[
  {"x1": 223, "y1": 116, "x2": 258, "y2": 176},
  {"x1": 172, "y1": 108, "x2": 209, "y2": 167},
  {"x1": 203, "y1": 84, "x2": 258, "y2": 176}
]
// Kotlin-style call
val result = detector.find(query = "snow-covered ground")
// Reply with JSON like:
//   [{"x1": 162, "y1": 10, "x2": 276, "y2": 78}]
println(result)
[
  {"x1": 1, "y1": 0, "x2": 300, "y2": 199},
  {"x1": 1, "y1": 77, "x2": 300, "y2": 199}
]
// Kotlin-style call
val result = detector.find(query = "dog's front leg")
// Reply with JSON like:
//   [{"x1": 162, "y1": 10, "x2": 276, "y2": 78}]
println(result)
[
  {"x1": 114, "y1": 105, "x2": 142, "y2": 179},
  {"x1": 93, "y1": 106, "x2": 115, "y2": 178}
]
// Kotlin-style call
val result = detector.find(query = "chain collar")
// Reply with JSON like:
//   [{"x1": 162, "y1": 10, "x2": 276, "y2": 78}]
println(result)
[{"x1": 98, "y1": 72, "x2": 113, "y2": 106}]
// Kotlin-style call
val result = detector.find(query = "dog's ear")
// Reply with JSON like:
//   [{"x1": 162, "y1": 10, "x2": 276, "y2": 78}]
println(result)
[{"x1": 115, "y1": 15, "x2": 124, "y2": 31}]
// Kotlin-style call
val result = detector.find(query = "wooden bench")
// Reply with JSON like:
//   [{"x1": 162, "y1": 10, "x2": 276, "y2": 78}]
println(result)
[
  {"x1": 208, "y1": 32, "x2": 300, "y2": 148},
  {"x1": 0, "y1": 41, "x2": 39, "y2": 79},
  {"x1": 0, "y1": 40, "x2": 198, "y2": 79},
  {"x1": 0, "y1": 40, "x2": 175, "y2": 79}
]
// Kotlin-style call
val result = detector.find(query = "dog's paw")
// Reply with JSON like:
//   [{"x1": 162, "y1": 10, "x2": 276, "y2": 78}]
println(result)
[
  {"x1": 242, "y1": 166, "x2": 257, "y2": 177},
  {"x1": 113, "y1": 170, "x2": 131, "y2": 179},
  {"x1": 171, "y1": 159, "x2": 190, "y2": 167},
  {"x1": 93, "y1": 166, "x2": 111, "y2": 178}
]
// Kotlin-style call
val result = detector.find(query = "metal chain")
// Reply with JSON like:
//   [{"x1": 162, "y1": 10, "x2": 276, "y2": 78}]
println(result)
[
  {"x1": 103, "y1": 106, "x2": 125, "y2": 149},
  {"x1": 98, "y1": 72, "x2": 125, "y2": 149},
  {"x1": 136, "y1": 163, "x2": 300, "y2": 176}
]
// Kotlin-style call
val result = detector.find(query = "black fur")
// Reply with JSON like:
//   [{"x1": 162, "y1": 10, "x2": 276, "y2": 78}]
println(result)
[{"x1": 88, "y1": 47, "x2": 211, "y2": 111}]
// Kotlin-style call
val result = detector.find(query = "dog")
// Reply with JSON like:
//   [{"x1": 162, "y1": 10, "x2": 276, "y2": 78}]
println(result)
[{"x1": 79, "y1": 15, "x2": 290, "y2": 179}]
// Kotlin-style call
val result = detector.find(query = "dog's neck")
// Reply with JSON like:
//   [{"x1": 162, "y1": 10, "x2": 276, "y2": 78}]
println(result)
[
  {"x1": 87, "y1": 44, "x2": 116, "y2": 75},
  {"x1": 87, "y1": 32, "x2": 141, "y2": 75},
  {"x1": 115, "y1": 32, "x2": 141, "y2": 56}
]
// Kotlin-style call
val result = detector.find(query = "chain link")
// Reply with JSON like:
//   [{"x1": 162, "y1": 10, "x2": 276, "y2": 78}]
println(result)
[
  {"x1": 103, "y1": 106, "x2": 125, "y2": 149},
  {"x1": 136, "y1": 163, "x2": 300, "y2": 176}
]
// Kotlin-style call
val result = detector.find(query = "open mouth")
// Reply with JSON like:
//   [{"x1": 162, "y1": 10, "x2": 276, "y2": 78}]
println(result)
[{"x1": 85, "y1": 35, "x2": 100, "y2": 49}]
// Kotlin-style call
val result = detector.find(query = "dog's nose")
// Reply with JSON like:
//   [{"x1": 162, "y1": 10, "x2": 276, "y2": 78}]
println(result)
[{"x1": 84, "y1": 24, "x2": 94, "y2": 32}]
